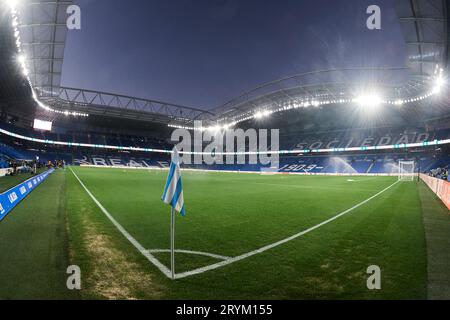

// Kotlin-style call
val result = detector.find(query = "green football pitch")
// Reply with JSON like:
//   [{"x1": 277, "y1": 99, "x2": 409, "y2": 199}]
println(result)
[{"x1": 3, "y1": 166, "x2": 449, "y2": 299}]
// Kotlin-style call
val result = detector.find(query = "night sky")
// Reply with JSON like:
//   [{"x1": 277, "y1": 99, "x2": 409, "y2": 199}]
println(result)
[{"x1": 61, "y1": 0, "x2": 407, "y2": 109}]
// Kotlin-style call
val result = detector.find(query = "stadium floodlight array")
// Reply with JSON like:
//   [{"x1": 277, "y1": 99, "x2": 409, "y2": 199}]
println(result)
[
  {"x1": 169, "y1": 68, "x2": 446, "y2": 132},
  {"x1": 7, "y1": 1, "x2": 89, "y2": 118},
  {"x1": 1, "y1": 126, "x2": 450, "y2": 157},
  {"x1": 398, "y1": 161, "x2": 416, "y2": 182}
]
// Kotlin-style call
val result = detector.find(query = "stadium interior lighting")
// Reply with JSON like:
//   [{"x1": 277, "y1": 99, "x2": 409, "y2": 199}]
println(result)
[
  {"x1": 208, "y1": 125, "x2": 221, "y2": 132},
  {"x1": 7, "y1": 3, "x2": 89, "y2": 118},
  {"x1": 17, "y1": 54, "x2": 25, "y2": 65},
  {"x1": 254, "y1": 111, "x2": 264, "y2": 119},
  {"x1": 255, "y1": 110, "x2": 271, "y2": 119},
  {"x1": 354, "y1": 93, "x2": 383, "y2": 108},
  {"x1": 432, "y1": 75, "x2": 445, "y2": 95},
  {"x1": 6, "y1": 0, "x2": 20, "y2": 9}
]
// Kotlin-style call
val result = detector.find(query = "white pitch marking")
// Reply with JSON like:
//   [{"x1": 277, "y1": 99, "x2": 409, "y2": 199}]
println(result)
[
  {"x1": 70, "y1": 167, "x2": 172, "y2": 278},
  {"x1": 174, "y1": 180, "x2": 399, "y2": 279},
  {"x1": 71, "y1": 166, "x2": 399, "y2": 280},
  {"x1": 147, "y1": 249, "x2": 231, "y2": 261},
  {"x1": 347, "y1": 177, "x2": 379, "y2": 182}
]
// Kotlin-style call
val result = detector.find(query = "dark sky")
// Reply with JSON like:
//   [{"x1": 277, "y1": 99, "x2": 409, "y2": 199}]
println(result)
[{"x1": 61, "y1": 0, "x2": 407, "y2": 109}]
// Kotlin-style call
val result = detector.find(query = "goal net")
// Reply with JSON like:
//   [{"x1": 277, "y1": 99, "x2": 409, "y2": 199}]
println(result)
[{"x1": 398, "y1": 161, "x2": 415, "y2": 181}]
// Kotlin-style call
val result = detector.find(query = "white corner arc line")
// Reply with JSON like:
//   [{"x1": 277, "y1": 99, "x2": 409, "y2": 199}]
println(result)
[
  {"x1": 174, "y1": 180, "x2": 400, "y2": 279},
  {"x1": 69, "y1": 167, "x2": 172, "y2": 278},
  {"x1": 71, "y1": 165, "x2": 399, "y2": 280},
  {"x1": 147, "y1": 249, "x2": 231, "y2": 261}
]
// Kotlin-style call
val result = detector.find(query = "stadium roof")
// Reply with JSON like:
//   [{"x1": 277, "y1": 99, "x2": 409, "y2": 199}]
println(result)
[
  {"x1": 17, "y1": 0, "x2": 70, "y2": 95},
  {"x1": 1, "y1": 0, "x2": 215, "y2": 123},
  {"x1": 1, "y1": 0, "x2": 449, "y2": 129},
  {"x1": 197, "y1": 0, "x2": 450, "y2": 129},
  {"x1": 37, "y1": 86, "x2": 215, "y2": 123},
  {"x1": 396, "y1": 0, "x2": 448, "y2": 77}
]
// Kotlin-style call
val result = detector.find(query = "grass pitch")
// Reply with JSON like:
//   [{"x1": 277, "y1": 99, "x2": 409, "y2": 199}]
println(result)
[
  {"x1": 2, "y1": 166, "x2": 443, "y2": 299},
  {"x1": 65, "y1": 167, "x2": 427, "y2": 299}
]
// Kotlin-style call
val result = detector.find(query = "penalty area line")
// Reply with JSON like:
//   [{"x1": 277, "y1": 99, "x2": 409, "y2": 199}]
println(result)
[{"x1": 69, "y1": 167, "x2": 173, "y2": 278}]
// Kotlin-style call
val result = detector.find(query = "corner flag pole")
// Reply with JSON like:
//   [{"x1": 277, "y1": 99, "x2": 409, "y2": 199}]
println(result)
[
  {"x1": 170, "y1": 207, "x2": 175, "y2": 280},
  {"x1": 161, "y1": 147, "x2": 185, "y2": 280}
]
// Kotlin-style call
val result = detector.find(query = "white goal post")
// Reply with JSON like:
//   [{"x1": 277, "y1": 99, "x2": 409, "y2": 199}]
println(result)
[{"x1": 398, "y1": 161, "x2": 415, "y2": 181}]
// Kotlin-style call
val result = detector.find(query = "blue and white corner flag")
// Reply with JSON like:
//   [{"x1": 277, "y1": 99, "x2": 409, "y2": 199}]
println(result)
[{"x1": 162, "y1": 148, "x2": 185, "y2": 216}]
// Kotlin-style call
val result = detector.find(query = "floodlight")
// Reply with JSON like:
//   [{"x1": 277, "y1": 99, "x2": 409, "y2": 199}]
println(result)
[
  {"x1": 432, "y1": 75, "x2": 445, "y2": 94},
  {"x1": 17, "y1": 54, "x2": 25, "y2": 65},
  {"x1": 254, "y1": 111, "x2": 264, "y2": 119},
  {"x1": 208, "y1": 125, "x2": 220, "y2": 132},
  {"x1": 354, "y1": 94, "x2": 382, "y2": 108},
  {"x1": 254, "y1": 110, "x2": 271, "y2": 119},
  {"x1": 7, "y1": 0, "x2": 20, "y2": 9}
]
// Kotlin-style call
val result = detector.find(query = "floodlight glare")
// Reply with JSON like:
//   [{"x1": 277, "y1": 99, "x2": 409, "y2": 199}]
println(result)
[
  {"x1": 7, "y1": 0, "x2": 20, "y2": 9},
  {"x1": 255, "y1": 110, "x2": 271, "y2": 119},
  {"x1": 208, "y1": 125, "x2": 220, "y2": 132},
  {"x1": 354, "y1": 94, "x2": 382, "y2": 108},
  {"x1": 254, "y1": 111, "x2": 263, "y2": 119},
  {"x1": 432, "y1": 76, "x2": 445, "y2": 95},
  {"x1": 17, "y1": 54, "x2": 25, "y2": 65}
]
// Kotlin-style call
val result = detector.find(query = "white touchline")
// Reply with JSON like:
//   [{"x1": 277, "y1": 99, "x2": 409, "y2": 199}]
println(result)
[
  {"x1": 70, "y1": 167, "x2": 399, "y2": 280},
  {"x1": 69, "y1": 167, "x2": 173, "y2": 278}
]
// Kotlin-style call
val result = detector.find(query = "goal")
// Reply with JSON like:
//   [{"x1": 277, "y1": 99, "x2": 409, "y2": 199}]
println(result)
[{"x1": 398, "y1": 161, "x2": 415, "y2": 181}]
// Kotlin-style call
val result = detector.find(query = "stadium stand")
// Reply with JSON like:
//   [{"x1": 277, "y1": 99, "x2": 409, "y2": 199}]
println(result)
[{"x1": 1, "y1": 118, "x2": 448, "y2": 176}]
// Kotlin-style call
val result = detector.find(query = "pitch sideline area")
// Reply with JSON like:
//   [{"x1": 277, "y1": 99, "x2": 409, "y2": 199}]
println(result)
[
  {"x1": 70, "y1": 166, "x2": 400, "y2": 279},
  {"x1": 62, "y1": 166, "x2": 429, "y2": 299},
  {"x1": 3, "y1": 166, "x2": 446, "y2": 299}
]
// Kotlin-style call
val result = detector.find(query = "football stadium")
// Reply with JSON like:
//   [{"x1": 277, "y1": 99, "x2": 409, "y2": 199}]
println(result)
[{"x1": 1, "y1": 0, "x2": 450, "y2": 304}]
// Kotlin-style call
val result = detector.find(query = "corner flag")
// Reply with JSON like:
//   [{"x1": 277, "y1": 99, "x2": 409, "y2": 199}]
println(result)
[
  {"x1": 161, "y1": 148, "x2": 185, "y2": 216},
  {"x1": 161, "y1": 148, "x2": 185, "y2": 279}
]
